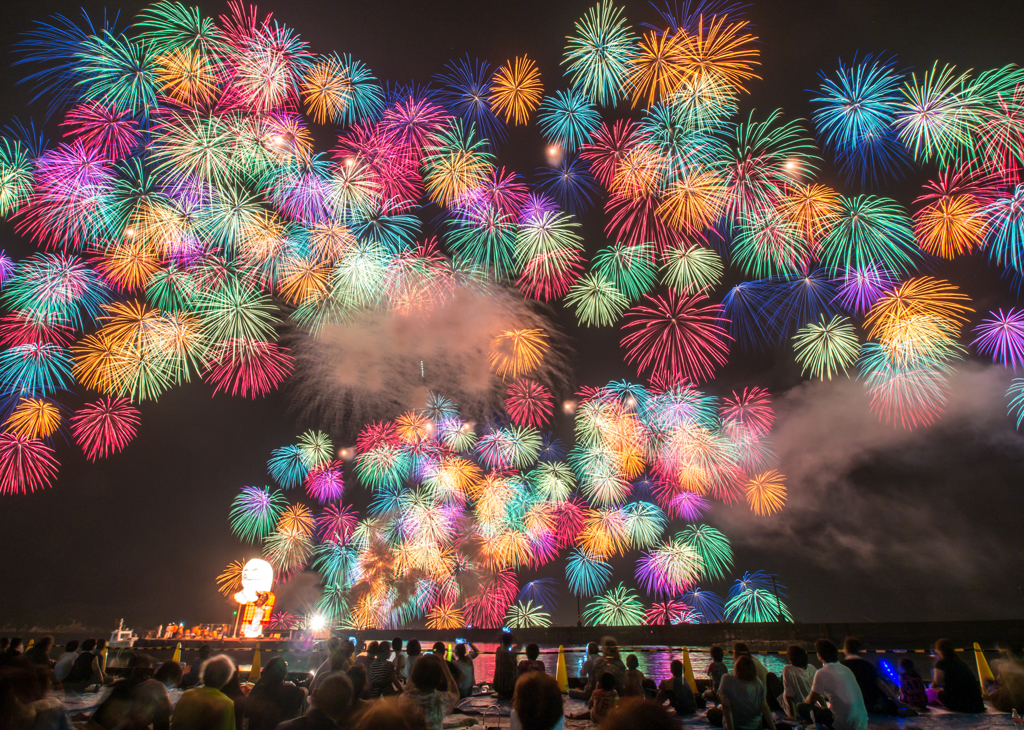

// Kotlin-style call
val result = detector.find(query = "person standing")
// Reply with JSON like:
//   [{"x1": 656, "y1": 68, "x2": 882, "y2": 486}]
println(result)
[
  {"x1": 493, "y1": 633, "x2": 519, "y2": 699},
  {"x1": 454, "y1": 643, "x2": 479, "y2": 699},
  {"x1": 799, "y1": 639, "x2": 868, "y2": 730}
]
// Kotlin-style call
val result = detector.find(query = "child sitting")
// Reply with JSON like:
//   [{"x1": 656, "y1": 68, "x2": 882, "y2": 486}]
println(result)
[
  {"x1": 899, "y1": 658, "x2": 929, "y2": 710},
  {"x1": 623, "y1": 655, "x2": 646, "y2": 697},
  {"x1": 589, "y1": 672, "x2": 619, "y2": 723}
]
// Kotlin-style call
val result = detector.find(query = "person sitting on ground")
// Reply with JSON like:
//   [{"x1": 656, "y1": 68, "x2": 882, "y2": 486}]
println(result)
[
  {"x1": 92, "y1": 653, "x2": 171, "y2": 730},
  {"x1": 897, "y1": 659, "x2": 928, "y2": 711},
  {"x1": 840, "y1": 637, "x2": 901, "y2": 715},
  {"x1": 929, "y1": 638, "x2": 985, "y2": 713},
  {"x1": 0, "y1": 638, "x2": 23, "y2": 668},
  {"x1": 706, "y1": 655, "x2": 774, "y2": 730},
  {"x1": 220, "y1": 670, "x2": 245, "y2": 730},
  {"x1": 350, "y1": 695, "x2": 426, "y2": 730},
  {"x1": 53, "y1": 641, "x2": 79, "y2": 683},
  {"x1": 622, "y1": 655, "x2": 645, "y2": 697},
  {"x1": 0, "y1": 638, "x2": 9, "y2": 655},
  {"x1": 517, "y1": 644, "x2": 546, "y2": 677},
  {"x1": 589, "y1": 672, "x2": 619, "y2": 724},
  {"x1": 405, "y1": 641, "x2": 422, "y2": 681},
  {"x1": 431, "y1": 642, "x2": 462, "y2": 689},
  {"x1": 585, "y1": 639, "x2": 626, "y2": 696},
  {"x1": 154, "y1": 661, "x2": 183, "y2": 690},
  {"x1": 62, "y1": 639, "x2": 108, "y2": 692},
  {"x1": 96, "y1": 639, "x2": 109, "y2": 676},
  {"x1": 368, "y1": 641, "x2": 402, "y2": 698},
  {"x1": 732, "y1": 643, "x2": 783, "y2": 712},
  {"x1": 493, "y1": 632, "x2": 519, "y2": 699},
  {"x1": 309, "y1": 638, "x2": 342, "y2": 693},
  {"x1": 171, "y1": 655, "x2": 237, "y2": 730},
  {"x1": 278, "y1": 671, "x2": 354, "y2": 730},
  {"x1": 704, "y1": 645, "x2": 728, "y2": 705},
  {"x1": 24, "y1": 637, "x2": 53, "y2": 668},
  {"x1": 346, "y1": 664, "x2": 369, "y2": 715},
  {"x1": 601, "y1": 698, "x2": 683, "y2": 730},
  {"x1": 798, "y1": 639, "x2": 867, "y2": 730},
  {"x1": 180, "y1": 646, "x2": 211, "y2": 689},
  {"x1": 779, "y1": 645, "x2": 816, "y2": 719},
  {"x1": 244, "y1": 657, "x2": 307, "y2": 730},
  {"x1": 0, "y1": 660, "x2": 73, "y2": 730},
  {"x1": 405, "y1": 653, "x2": 460, "y2": 730},
  {"x1": 510, "y1": 671, "x2": 564, "y2": 730},
  {"x1": 391, "y1": 638, "x2": 407, "y2": 682},
  {"x1": 568, "y1": 642, "x2": 600, "y2": 700},
  {"x1": 656, "y1": 659, "x2": 697, "y2": 715},
  {"x1": 988, "y1": 642, "x2": 1024, "y2": 713},
  {"x1": 454, "y1": 643, "x2": 479, "y2": 699}
]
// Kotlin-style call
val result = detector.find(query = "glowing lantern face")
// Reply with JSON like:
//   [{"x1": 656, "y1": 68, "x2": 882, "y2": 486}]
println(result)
[
  {"x1": 233, "y1": 559, "x2": 276, "y2": 638},
  {"x1": 234, "y1": 559, "x2": 274, "y2": 604}
]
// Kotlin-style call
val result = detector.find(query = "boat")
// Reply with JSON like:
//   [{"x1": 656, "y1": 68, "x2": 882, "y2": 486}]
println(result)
[{"x1": 108, "y1": 619, "x2": 138, "y2": 648}]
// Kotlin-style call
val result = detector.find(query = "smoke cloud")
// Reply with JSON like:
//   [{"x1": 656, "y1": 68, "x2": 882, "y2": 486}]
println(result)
[
  {"x1": 285, "y1": 285, "x2": 572, "y2": 440},
  {"x1": 716, "y1": 362, "x2": 1023, "y2": 610}
]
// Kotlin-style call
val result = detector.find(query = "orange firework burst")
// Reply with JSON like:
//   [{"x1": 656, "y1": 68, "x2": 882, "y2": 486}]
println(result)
[
  {"x1": 5, "y1": 398, "x2": 61, "y2": 439},
  {"x1": 656, "y1": 170, "x2": 727, "y2": 232},
  {"x1": 302, "y1": 55, "x2": 352, "y2": 125},
  {"x1": 488, "y1": 328, "x2": 549, "y2": 379},
  {"x1": 678, "y1": 14, "x2": 761, "y2": 94},
  {"x1": 154, "y1": 48, "x2": 219, "y2": 107},
  {"x1": 626, "y1": 30, "x2": 687, "y2": 108},
  {"x1": 745, "y1": 470, "x2": 786, "y2": 515},
  {"x1": 426, "y1": 602, "x2": 465, "y2": 630},
  {"x1": 864, "y1": 277, "x2": 973, "y2": 341},
  {"x1": 490, "y1": 55, "x2": 543, "y2": 125},
  {"x1": 914, "y1": 194, "x2": 985, "y2": 259},
  {"x1": 216, "y1": 559, "x2": 246, "y2": 597},
  {"x1": 780, "y1": 183, "x2": 840, "y2": 253}
]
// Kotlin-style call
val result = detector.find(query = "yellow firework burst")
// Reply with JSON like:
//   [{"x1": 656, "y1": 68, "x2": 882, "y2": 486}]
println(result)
[{"x1": 490, "y1": 55, "x2": 543, "y2": 125}]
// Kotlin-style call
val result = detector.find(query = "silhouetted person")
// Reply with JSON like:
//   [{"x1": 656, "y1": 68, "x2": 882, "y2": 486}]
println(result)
[
  {"x1": 24, "y1": 637, "x2": 53, "y2": 669},
  {"x1": 155, "y1": 662, "x2": 183, "y2": 689},
  {"x1": 493, "y1": 633, "x2": 518, "y2": 699},
  {"x1": 350, "y1": 695, "x2": 426, "y2": 730},
  {"x1": 346, "y1": 664, "x2": 369, "y2": 716},
  {"x1": 780, "y1": 645, "x2": 816, "y2": 719},
  {"x1": 709, "y1": 655, "x2": 775, "y2": 730},
  {"x1": 569, "y1": 642, "x2": 600, "y2": 700},
  {"x1": 244, "y1": 657, "x2": 305, "y2": 730},
  {"x1": 0, "y1": 660, "x2": 73, "y2": 730},
  {"x1": 0, "y1": 639, "x2": 23, "y2": 668},
  {"x1": 368, "y1": 641, "x2": 401, "y2": 698},
  {"x1": 601, "y1": 698, "x2": 683, "y2": 730},
  {"x1": 585, "y1": 639, "x2": 626, "y2": 696},
  {"x1": 453, "y1": 643, "x2": 479, "y2": 699},
  {"x1": 391, "y1": 638, "x2": 407, "y2": 682},
  {"x1": 930, "y1": 638, "x2": 985, "y2": 713},
  {"x1": 92, "y1": 653, "x2": 171, "y2": 730},
  {"x1": 430, "y1": 643, "x2": 461, "y2": 689},
  {"x1": 510, "y1": 671, "x2": 563, "y2": 730},
  {"x1": 840, "y1": 637, "x2": 898, "y2": 715},
  {"x1": 181, "y1": 646, "x2": 212, "y2": 689},
  {"x1": 63, "y1": 639, "x2": 107, "y2": 692},
  {"x1": 589, "y1": 672, "x2": 619, "y2": 724},
  {"x1": 220, "y1": 671, "x2": 245, "y2": 730},
  {"x1": 406, "y1": 654, "x2": 459, "y2": 730},
  {"x1": 897, "y1": 659, "x2": 927, "y2": 711},
  {"x1": 517, "y1": 644, "x2": 545, "y2": 676},
  {"x1": 171, "y1": 655, "x2": 236, "y2": 730},
  {"x1": 656, "y1": 659, "x2": 698, "y2": 715},
  {"x1": 279, "y1": 671, "x2": 354, "y2": 730},
  {"x1": 405, "y1": 641, "x2": 422, "y2": 681}
]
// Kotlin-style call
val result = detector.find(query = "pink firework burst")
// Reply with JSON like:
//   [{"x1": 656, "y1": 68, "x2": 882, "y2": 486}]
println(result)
[
  {"x1": 305, "y1": 460, "x2": 345, "y2": 503},
  {"x1": 621, "y1": 291, "x2": 731, "y2": 384},
  {"x1": 70, "y1": 397, "x2": 141, "y2": 461},
  {"x1": 505, "y1": 379, "x2": 554, "y2": 427},
  {"x1": 0, "y1": 434, "x2": 59, "y2": 495}
]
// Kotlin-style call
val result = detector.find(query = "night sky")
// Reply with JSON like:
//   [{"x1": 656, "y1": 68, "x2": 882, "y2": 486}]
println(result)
[{"x1": 1, "y1": 0, "x2": 1023, "y2": 632}]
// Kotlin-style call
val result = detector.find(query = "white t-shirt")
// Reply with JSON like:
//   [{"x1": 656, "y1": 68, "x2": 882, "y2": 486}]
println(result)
[
  {"x1": 54, "y1": 651, "x2": 80, "y2": 682},
  {"x1": 810, "y1": 662, "x2": 868, "y2": 730},
  {"x1": 780, "y1": 665, "x2": 816, "y2": 715}
]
